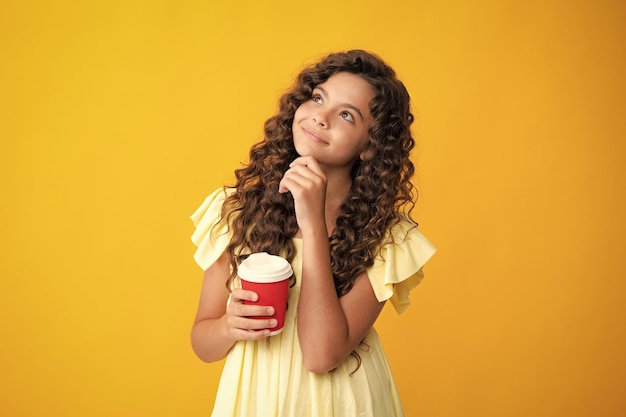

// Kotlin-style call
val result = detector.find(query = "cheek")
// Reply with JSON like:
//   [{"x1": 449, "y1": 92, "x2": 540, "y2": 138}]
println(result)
[
  {"x1": 295, "y1": 100, "x2": 316, "y2": 118},
  {"x1": 289, "y1": 109, "x2": 298, "y2": 129},
  {"x1": 354, "y1": 131, "x2": 371, "y2": 153},
  {"x1": 292, "y1": 106, "x2": 304, "y2": 126}
]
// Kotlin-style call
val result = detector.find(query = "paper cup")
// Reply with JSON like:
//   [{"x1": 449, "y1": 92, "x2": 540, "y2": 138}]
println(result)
[{"x1": 238, "y1": 252, "x2": 292, "y2": 336}]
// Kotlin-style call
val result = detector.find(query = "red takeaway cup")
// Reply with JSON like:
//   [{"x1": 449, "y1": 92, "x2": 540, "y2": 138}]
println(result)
[{"x1": 238, "y1": 252, "x2": 293, "y2": 336}]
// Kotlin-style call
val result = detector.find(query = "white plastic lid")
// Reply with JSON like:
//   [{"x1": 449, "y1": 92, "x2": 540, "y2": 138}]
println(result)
[{"x1": 238, "y1": 252, "x2": 293, "y2": 283}]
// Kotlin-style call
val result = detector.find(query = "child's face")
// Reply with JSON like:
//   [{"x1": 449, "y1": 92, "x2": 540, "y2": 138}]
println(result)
[{"x1": 292, "y1": 72, "x2": 374, "y2": 169}]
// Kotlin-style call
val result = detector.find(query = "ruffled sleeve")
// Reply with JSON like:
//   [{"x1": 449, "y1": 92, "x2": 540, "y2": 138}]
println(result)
[
  {"x1": 190, "y1": 187, "x2": 235, "y2": 271},
  {"x1": 366, "y1": 219, "x2": 436, "y2": 314}
]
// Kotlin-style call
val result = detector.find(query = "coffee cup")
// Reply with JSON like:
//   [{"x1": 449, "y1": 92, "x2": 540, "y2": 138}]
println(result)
[{"x1": 238, "y1": 252, "x2": 292, "y2": 336}]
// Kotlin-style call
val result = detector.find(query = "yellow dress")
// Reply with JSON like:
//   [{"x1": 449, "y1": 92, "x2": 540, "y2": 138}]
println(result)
[{"x1": 191, "y1": 188, "x2": 436, "y2": 417}]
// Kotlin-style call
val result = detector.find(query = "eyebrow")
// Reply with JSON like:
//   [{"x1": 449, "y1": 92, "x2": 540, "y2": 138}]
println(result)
[{"x1": 315, "y1": 86, "x2": 365, "y2": 121}]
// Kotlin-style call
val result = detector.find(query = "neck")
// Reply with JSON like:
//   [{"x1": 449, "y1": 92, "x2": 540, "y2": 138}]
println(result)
[{"x1": 322, "y1": 160, "x2": 354, "y2": 199}]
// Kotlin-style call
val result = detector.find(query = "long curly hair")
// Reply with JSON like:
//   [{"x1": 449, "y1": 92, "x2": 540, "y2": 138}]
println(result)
[{"x1": 221, "y1": 49, "x2": 417, "y2": 296}]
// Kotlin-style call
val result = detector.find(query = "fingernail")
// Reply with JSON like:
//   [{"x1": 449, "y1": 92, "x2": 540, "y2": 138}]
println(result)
[
  {"x1": 267, "y1": 307, "x2": 275, "y2": 315},
  {"x1": 251, "y1": 294, "x2": 258, "y2": 302},
  {"x1": 269, "y1": 319, "x2": 277, "y2": 327}
]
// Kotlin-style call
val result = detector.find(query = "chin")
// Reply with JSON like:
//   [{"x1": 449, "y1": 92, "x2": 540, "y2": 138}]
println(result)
[{"x1": 293, "y1": 141, "x2": 311, "y2": 158}]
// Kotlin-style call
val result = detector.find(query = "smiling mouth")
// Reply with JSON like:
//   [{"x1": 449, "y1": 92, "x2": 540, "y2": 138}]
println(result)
[{"x1": 302, "y1": 128, "x2": 328, "y2": 144}]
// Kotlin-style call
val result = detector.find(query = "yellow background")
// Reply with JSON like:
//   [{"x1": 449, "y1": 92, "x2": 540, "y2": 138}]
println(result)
[{"x1": 1, "y1": 0, "x2": 625, "y2": 416}]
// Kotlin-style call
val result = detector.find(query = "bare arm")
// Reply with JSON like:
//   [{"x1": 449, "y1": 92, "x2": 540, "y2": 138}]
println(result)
[
  {"x1": 279, "y1": 156, "x2": 385, "y2": 373},
  {"x1": 191, "y1": 250, "x2": 278, "y2": 363},
  {"x1": 298, "y1": 227, "x2": 385, "y2": 373}
]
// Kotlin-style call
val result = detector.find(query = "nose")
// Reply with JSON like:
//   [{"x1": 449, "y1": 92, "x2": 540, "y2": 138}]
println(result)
[{"x1": 312, "y1": 112, "x2": 327, "y2": 127}]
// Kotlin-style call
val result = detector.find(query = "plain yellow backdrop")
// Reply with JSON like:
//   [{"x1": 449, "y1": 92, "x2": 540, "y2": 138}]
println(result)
[{"x1": 1, "y1": 0, "x2": 625, "y2": 416}]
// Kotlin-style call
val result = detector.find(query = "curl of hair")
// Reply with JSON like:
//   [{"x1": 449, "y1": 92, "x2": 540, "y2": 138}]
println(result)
[{"x1": 220, "y1": 49, "x2": 417, "y2": 297}]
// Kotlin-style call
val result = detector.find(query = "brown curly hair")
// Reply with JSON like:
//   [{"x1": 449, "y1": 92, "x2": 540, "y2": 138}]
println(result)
[{"x1": 221, "y1": 49, "x2": 417, "y2": 296}]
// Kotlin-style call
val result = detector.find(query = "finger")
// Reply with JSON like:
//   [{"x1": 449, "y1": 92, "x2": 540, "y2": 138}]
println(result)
[
  {"x1": 231, "y1": 288, "x2": 259, "y2": 303},
  {"x1": 278, "y1": 175, "x2": 310, "y2": 199},
  {"x1": 230, "y1": 302, "x2": 275, "y2": 318},
  {"x1": 233, "y1": 316, "x2": 278, "y2": 331},
  {"x1": 284, "y1": 166, "x2": 324, "y2": 188},
  {"x1": 289, "y1": 157, "x2": 324, "y2": 176},
  {"x1": 278, "y1": 177, "x2": 291, "y2": 194},
  {"x1": 231, "y1": 327, "x2": 272, "y2": 341},
  {"x1": 289, "y1": 155, "x2": 318, "y2": 167},
  {"x1": 281, "y1": 169, "x2": 307, "y2": 187},
  {"x1": 226, "y1": 317, "x2": 278, "y2": 341},
  {"x1": 279, "y1": 170, "x2": 309, "y2": 194},
  {"x1": 279, "y1": 168, "x2": 303, "y2": 193}
]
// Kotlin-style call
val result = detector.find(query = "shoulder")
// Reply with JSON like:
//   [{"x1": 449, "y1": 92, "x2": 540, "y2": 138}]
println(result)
[
  {"x1": 383, "y1": 215, "x2": 433, "y2": 252},
  {"x1": 375, "y1": 215, "x2": 435, "y2": 269},
  {"x1": 191, "y1": 187, "x2": 236, "y2": 222}
]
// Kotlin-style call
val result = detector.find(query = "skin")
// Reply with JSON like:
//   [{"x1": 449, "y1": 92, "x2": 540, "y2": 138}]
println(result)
[{"x1": 191, "y1": 72, "x2": 386, "y2": 372}]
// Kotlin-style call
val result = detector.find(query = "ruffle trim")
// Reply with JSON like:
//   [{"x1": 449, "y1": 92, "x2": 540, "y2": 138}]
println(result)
[
  {"x1": 366, "y1": 219, "x2": 436, "y2": 314},
  {"x1": 190, "y1": 187, "x2": 234, "y2": 271}
]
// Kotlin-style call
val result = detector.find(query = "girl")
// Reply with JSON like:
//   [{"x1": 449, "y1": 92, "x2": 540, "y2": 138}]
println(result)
[{"x1": 190, "y1": 50, "x2": 436, "y2": 417}]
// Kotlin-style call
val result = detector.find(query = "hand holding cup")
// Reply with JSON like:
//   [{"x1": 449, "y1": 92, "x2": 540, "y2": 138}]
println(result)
[
  {"x1": 238, "y1": 252, "x2": 292, "y2": 336},
  {"x1": 225, "y1": 288, "x2": 278, "y2": 340}
]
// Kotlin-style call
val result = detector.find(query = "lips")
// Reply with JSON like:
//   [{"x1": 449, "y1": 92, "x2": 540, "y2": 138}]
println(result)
[{"x1": 302, "y1": 127, "x2": 328, "y2": 144}]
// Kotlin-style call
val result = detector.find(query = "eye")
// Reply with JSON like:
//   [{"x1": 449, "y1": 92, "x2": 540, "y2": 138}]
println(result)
[
  {"x1": 340, "y1": 111, "x2": 354, "y2": 122},
  {"x1": 312, "y1": 94, "x2": 322, "y2": 104}
]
